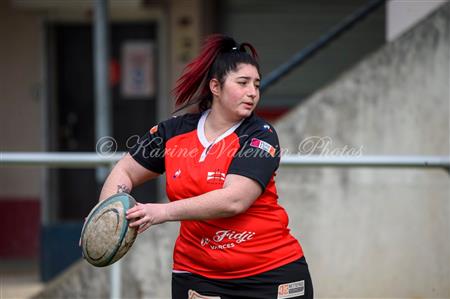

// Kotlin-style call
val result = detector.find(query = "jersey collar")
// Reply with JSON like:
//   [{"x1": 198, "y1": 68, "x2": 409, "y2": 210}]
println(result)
[{"x1": 197, "y1": 109, "x2": 244, "y2": 161}]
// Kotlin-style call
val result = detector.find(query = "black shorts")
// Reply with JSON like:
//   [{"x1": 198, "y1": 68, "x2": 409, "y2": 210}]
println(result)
[{"x1": 172, "y1": 257, "x2": 313, "y2": 299}]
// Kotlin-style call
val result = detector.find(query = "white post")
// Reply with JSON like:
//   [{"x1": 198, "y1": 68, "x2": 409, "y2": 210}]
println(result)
[
  {"x1": 110, "y1": 261, "x2": 121, "y2": 299},
  {"x1": 93, "y1": 0, "x2": 112, "y2": 183},
  {"x1": 108, "y1": 159, "x2": 121, "y2": 299}
]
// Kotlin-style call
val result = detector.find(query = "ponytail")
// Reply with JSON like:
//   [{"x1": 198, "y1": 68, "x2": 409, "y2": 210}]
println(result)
[{"x1": 173, "y1": 34, "x2": 259, "y2": 114}]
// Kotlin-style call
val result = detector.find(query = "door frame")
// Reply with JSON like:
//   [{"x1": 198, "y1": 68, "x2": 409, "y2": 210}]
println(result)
[{"x1": 41, "y1": 8, "x2": 169, "y2": 224}]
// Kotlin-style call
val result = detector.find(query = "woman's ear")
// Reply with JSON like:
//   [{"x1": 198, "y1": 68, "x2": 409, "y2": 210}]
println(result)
[{"x1": 209, "y1": 78, "x2": 221, "y2": 97}]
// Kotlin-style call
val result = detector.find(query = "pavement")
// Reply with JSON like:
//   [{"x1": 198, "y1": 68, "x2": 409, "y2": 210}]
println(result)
[{"x1": 0, "y1": 259, "x2": 43, "y2": 299}]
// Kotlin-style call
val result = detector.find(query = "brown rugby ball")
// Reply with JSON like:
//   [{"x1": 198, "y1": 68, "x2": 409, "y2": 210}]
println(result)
[{"x1": 80, "y1": 193, "x2": 138, "y2": 267}]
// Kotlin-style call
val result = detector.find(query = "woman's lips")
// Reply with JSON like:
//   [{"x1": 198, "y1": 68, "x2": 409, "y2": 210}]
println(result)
[{"x1": 242, "y1": 102, "x2": 254, "y2": 109}]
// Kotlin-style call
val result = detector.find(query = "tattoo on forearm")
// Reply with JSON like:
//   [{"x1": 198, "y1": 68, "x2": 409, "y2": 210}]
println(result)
[{"x1": 117, "y1": 184, "x2": 131, "y2": 194}]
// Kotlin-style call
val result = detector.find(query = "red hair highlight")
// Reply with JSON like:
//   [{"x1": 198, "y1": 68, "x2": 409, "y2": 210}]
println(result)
[
  {"x1": 174, "y1": 34, "x2": 225, "y2": 108},
  {"x1": 173, "y1": 34, "x2": 259, "y2": 112}
]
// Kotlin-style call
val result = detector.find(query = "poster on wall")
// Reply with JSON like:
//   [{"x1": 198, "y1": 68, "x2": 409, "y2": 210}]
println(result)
[{"x1": 121, "y1": 41, "x2": 155, "y2": 98}]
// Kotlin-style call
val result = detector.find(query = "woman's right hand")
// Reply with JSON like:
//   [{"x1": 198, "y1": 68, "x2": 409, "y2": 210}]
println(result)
[{"x1": 126, "y1": 202, "x2": 169, "y2": 234}]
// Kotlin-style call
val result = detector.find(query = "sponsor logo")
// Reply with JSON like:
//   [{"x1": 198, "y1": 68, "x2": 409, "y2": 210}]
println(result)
[
  {"x1": 278, "y1": 280, "x2": 305, "y2": 299},
  {"x1": 206, "y1": 169, "x2": 225, "y2": 184},
  {"x1": 200, "y1": 229, "x2": 256, "y2": 251},
  {"x1": 188, "y1": 290, "x2": 221, "y2": 299},
  {"x1": 200, "y1": 238, "x2": 210, "y2": 246},
  {"x1": 149, "y1": 125, "x2": 158, "y2": 134},
  {"x1": 212, "y1": 230, "x2": 255, "y2": 244},
  {"x1": 250, "y1": 138, "x2": 276, "y2": 157},
  {"x1": 173, "y1": 169, "x2": 181, "y2": 179}
]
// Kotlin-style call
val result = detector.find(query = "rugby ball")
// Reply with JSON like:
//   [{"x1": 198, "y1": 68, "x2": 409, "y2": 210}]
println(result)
[{"x1": 80, "y1": 193, "x2": 138, "y2": 267}]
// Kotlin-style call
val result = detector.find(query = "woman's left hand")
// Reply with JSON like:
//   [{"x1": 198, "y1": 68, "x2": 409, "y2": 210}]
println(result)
[{"x1": 126, "y1": 202, "x2": 168, "y2": 234}]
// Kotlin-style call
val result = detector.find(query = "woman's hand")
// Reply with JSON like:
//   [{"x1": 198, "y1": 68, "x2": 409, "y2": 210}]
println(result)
[{"x1": 126, "y1": 202, "x2": 169, "y2": 234}]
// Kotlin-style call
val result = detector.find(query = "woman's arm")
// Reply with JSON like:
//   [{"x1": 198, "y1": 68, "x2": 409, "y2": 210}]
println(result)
[
  {"x1": 79, "y1": 153, "x2": 159, "y2": 246},
  {"x1": 99, "y1": 153, "x2": 160, "y2": 201},
  {"x1": 126, "y1": 174, "x2": 262, "y2": 233}
]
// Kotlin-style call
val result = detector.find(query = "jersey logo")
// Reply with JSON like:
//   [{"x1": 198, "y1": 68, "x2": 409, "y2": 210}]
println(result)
[
  {"x1": 188, "y1": 290, "x2": 221, "y2": 299},
  {"x1": 200, "y1": 238, "x2": 210, "y2": 246},
  {"x1": 199, "y1": 229, "x2": 256, "y2": 251},
  {"x1": 278, "y1": 280, "x2": 305, "y2": 299},
  {"x1": 250, "y1": 138, "x2": 276, "y2": 157},
  {"x1": 263, "y1": 124, "x2": 273, "y2": 133},
  {"x1": 173, "y1": 169, "x2": 181, "y2": 179},
  {"x1": 149, "y1": 125, "x2": 158, "y2": 134},
  {"x1": 206, "y1": 170, "x2": 225, "y2": 184}
]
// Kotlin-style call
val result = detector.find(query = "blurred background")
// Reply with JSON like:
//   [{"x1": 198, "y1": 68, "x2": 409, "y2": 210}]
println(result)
[{"x1": 1, "y1": 0, "x2": 449, "y2": 298}]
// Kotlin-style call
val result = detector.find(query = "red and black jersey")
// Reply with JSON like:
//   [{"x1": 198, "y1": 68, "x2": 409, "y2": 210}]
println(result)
[{"x1": 130, "y1": 110, "x2": 303, "y2": 279}]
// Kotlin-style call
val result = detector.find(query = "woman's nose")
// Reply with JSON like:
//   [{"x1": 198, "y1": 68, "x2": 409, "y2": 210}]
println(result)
[{"x1": 247, "y1": 85, "x2": 257, "y2": 97}]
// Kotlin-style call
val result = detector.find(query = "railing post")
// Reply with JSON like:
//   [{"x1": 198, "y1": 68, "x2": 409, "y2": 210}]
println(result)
[
  {"x1": 107, "y1": 160, "x2": 121, "y2": 299},
  {"x1": 93, "y1": 0, "x2": 112, "y2": 183},
  {"x1": 110, "y1": 260, "x2": 121, "y2": 299}
]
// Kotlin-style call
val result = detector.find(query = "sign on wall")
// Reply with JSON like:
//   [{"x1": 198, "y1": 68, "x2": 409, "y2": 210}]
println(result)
[{"x1": 121, "y1": 41, "x2": 155, "y2": 98}]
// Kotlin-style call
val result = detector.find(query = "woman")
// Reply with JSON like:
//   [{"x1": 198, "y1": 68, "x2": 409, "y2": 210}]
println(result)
[{"x1": 100, "y1": 34, "x2": 313, "y2": 299}]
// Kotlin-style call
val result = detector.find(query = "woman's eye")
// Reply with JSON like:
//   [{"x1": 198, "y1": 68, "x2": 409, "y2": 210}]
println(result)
[{"x1": 238, "y1": 81, "x2": 247, "y2": 86}]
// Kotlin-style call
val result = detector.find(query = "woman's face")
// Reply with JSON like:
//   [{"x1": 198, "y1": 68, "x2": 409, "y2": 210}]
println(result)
[{"x1": 211, "y1": 63, "x2": 261, "y2": 120}]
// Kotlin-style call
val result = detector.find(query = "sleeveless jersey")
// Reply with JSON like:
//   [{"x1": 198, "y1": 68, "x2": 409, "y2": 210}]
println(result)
[{"x1": 129, "y1": 110, "x2": 303, "y2": 279}]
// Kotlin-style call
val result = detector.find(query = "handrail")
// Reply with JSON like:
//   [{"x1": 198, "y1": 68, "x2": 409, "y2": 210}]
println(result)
[
  {"x1": 260, "y1": 0, "x2": 386, "y2": 93},
  {"x1": 0, "y1": 152, "x2": 124, "y2": 167},
  {"x1": 281, "y1": 155, "x2": 450, "y2": 171},
  {"x1": 1, "y1": 152, "x2": 449, "y2": 172},
  {"x1": 1, "y1": 150, "x2": 448, "y2": 298}
]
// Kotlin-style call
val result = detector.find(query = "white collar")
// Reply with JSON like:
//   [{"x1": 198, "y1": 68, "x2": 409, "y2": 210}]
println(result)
[{"x1": 197, "y1": 109, "x2": 244, "y2": 161}]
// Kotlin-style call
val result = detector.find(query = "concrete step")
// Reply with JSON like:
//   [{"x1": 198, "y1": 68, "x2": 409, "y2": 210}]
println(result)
[{"x1": 1, "y1": 259, "x2": 43, "y2": 299}]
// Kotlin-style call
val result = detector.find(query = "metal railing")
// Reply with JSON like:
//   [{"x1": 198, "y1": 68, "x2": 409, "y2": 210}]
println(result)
[
  {"x1": 1, "y1": 151, "x2": 449, "y2": 299},
  {"x1": 281, "y1": 155, "x2": 450, "y2": 170},
  {"x1": 1, "y1": 152, "x2": 123, "y2": 167},
  {"x1": 2, "y1": 152, "x2": 449, "y2": 171}
]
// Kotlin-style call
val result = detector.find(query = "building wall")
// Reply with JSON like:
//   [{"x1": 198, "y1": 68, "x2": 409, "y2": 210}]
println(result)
[
  {"x1": 169, "y1": 0, "x2": 201, "y2": 97},
  {"x1": 0, "y1": 0, "x2": 42, "y2": 197},
  {"x1": 274, "y1": 2, "x2": 449, "y2": 298},
  {"x1": 387, "y1": 0, "x2": 449, "y2": 41},
  {"x1": 0, "y1": 0, "x2": 43, "y2": 258}
]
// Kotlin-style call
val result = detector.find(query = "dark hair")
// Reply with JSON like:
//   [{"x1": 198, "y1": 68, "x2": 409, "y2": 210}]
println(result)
[{"x1": 173, "y1": 34, "x2": 260, "y2": 113}]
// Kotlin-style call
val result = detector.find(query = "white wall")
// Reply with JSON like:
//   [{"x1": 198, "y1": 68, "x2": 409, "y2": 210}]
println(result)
[
  {"x1": 387, "y1": 0, "x2": 448, "y2": 41},
  {"x1": 0, "y1": 0, "x2": 42, "y2": 198}
]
